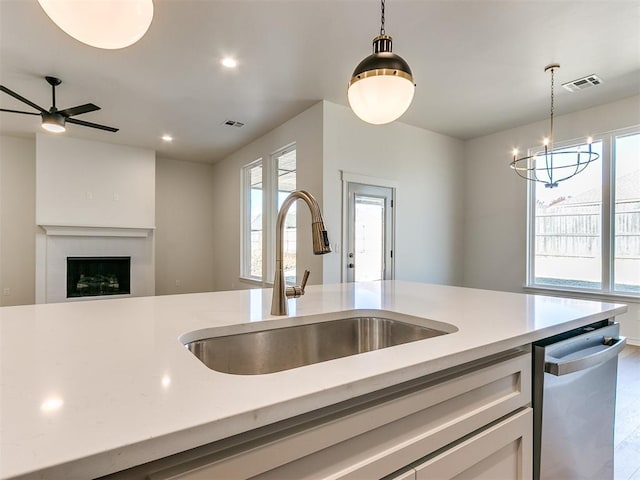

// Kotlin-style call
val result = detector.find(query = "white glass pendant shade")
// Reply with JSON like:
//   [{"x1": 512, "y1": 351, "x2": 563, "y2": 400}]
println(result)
[
  {"x1": 348, "y1": 74, "x2": 415, "y2": 124},
  {"x1": 37, "y1": 0, "x2": 154, "y2": 49}
]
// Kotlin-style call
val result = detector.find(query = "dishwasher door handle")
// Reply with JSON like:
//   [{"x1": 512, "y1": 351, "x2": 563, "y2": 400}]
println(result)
[{"x1": 545, "y1": 336, "x2": 626, "y2": 376}]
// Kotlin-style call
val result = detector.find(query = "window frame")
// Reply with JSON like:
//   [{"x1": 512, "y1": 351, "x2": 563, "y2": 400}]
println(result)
[
  {"x1": 525, "y1": 125, "x2": 640, "y2": 300},
  {"x1": 240, "y1": 158, "x2": 265, "y2": 283},
  {"x1": 272, "y1": 143, "x2": 298, "y2": 284},
  {"x1": 240, "y1": 143, "x2": 297, "y2": 285}
]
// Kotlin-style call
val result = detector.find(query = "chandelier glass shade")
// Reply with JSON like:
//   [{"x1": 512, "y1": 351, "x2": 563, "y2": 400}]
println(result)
[
  {"x1": 37, "y1": 0, "x2": 154, "y2": 49},
  {"x1": 510, "y1": 64, "x2": 599, "y2": 188},
  {"x1": 348, "y1": 1, "x2": 415, "y2": 124}
]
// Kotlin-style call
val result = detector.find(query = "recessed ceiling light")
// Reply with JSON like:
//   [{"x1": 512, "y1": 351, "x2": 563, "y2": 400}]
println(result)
[
  {"x1": 162, "y1": 134, "x2": 173, "y2": 142},
  {"x1": 221, "y1": 57, "x2": 238, "y2": 69},
  {"x1": 40, "y1": 396, "x2": 64, "y2": 412}
]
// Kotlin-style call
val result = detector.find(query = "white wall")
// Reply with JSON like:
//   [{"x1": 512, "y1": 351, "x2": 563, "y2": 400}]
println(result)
[
  {"x1": 0, "y1": 135, "x2": 36, "y2": 306},
  {"x1": 462, "y1": 95, "x2": 640, "y2": 342},
  {"x1": 155, "y1": 157, "x2": 215, "y2": 295},
  {"x1": 322, "y1": 101, "x2": 466, "y2": 286},
  {"x1": 36, "y1": 134, "x2": 155, "y2": 228},
  {"x1": 211, "y1": 102, "x2": 324, "y2": 291}
]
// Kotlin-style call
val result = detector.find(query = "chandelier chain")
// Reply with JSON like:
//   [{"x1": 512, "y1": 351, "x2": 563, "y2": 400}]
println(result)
[
  {"x1": 550, "y1": 66, "x2": 555, "y2": 148},
  {"x1": 380, "y1": 0, "x2": 386, "y2": 35}
]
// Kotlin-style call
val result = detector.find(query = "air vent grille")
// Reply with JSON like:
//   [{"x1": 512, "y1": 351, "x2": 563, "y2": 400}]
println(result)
[
  {"x1": 223, "y1": 120, "x2": 245, "y2": 128},
  {"x1": 562, "y1": 74, "x2": 603, "y2": 92}
]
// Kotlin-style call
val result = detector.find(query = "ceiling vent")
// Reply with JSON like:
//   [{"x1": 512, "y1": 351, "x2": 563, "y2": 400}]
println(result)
[
  {"x1": 223, "y1": 119, "x2": 245, "y2": 128},
  {"x1": 562, "y1": 74, "x2": 603, "y2": 92}
]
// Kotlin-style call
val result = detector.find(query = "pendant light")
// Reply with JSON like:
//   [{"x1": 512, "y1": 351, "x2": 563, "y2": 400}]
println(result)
[
  {"x1": 510, "y1": 64, "x2": 599, "y2": 188},
  {"x1": 348, "y1": 0, "x2": 415, "y2": 125},
  {"x1": 37, "y1": 0, "x2": 154, "y2": 50}
]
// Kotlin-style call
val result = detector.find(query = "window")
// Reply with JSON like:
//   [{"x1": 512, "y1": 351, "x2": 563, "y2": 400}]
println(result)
[
  {"x1": 244, "y1": 160, "x2": 263, "y2": 280},
  {"x1": 241, "y1": 145, "x2": 297, "y2": 283},
  {"x1": 527, "y1": 128, "x2": 640, "y2": 297},
  {"x1": 276, "y1": 147, "x2": 297, "y2": 283}
]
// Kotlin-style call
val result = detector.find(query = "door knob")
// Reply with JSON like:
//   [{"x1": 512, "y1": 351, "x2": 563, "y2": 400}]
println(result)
[{"x1": 348, "y1": 263, "x2": 355, "y2": 268}]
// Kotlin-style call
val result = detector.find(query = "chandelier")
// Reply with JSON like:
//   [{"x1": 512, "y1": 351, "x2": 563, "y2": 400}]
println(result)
[
  {"x1": 347, "y1": 0, "x2": 415, "y2": 124},
  {"x1": 510, "y1": 64, "x2": 599, "y2": 188}
]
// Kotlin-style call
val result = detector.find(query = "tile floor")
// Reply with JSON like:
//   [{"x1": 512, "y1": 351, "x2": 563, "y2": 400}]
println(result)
[{"x1": 615, "y1": 345, "x2": 640, "y2": 480}]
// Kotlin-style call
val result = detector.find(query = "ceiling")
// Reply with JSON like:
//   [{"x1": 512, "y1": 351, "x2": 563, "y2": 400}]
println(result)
[{"x1": 1, "y1": 0, "x2": 639, "y2": 164}]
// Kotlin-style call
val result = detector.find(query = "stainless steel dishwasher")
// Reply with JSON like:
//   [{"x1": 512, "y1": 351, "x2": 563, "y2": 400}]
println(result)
[{"x1": 533, "y1": 320, "x2": 626, "y2": 480}]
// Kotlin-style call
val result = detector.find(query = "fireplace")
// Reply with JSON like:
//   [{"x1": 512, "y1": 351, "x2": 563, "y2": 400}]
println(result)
[
  {"x1": 36, "y1": 226, "x2": 154, "y2": 303},
  {"x1": 67, "y1": 257, "x2": 131, "y2": 298}
]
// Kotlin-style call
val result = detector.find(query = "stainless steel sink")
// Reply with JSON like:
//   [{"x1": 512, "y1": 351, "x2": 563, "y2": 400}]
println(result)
[{"x1": 184, "y1": 316, "x2": 452, "y2": 375}]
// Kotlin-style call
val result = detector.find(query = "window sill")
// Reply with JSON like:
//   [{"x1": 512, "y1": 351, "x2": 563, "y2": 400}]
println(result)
[
  {"x1": 523, "y1": 285, "x2": 640, "y2": 304},
  {"x1": 238, "y1": 276, "x2": 274, "y2": 288}
]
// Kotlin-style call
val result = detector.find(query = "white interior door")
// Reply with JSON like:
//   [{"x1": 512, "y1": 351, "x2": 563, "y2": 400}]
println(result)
[{"x1": 345, "y1": 182, "x2": 394, "y2": 283}]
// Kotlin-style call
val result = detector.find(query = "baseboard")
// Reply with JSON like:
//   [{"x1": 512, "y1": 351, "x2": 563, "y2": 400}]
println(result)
[{"x1": 626, "y1": 338, "x2": 640, "y2": 347}]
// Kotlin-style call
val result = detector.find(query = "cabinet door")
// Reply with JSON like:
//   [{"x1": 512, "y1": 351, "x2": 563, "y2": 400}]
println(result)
[{"x1": 415, "y1": 408, "x2": 532, "y2": 480}]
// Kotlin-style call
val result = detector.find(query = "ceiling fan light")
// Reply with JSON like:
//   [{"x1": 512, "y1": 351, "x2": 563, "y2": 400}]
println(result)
[
  {"x1": 42, "y1": 113, "x2": 66, "y2": 133},
  {"x1": 37, "y1": 0, "x2": 154, "y2": 50}
]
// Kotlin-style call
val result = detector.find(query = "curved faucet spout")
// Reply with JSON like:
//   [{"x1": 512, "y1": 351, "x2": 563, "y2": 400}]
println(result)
[{"x1": 271, "y1": 190, "x2": 331, "y2": 316}]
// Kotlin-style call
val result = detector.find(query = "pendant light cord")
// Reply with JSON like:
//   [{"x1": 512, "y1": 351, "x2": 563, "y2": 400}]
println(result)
[
  {"x1": 380, "y1": 0, "x2": 386, "y2": 35},
  {"x1": 549, "y1": 67, "x2": 555, "y2": 150}
]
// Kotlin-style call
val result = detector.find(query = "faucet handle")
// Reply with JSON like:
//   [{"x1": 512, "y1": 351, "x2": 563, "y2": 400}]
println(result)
[
  {"x1": 285, "y1": 270, "x2": 311, "y2": 299},
  {"x1": 300, "y1": 269, "x2": 310, "y2": 293}
]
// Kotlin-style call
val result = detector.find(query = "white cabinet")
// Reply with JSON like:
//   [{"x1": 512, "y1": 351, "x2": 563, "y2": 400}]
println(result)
[
  {"x1": 103, "y1": 349, "x2": 532, "y2": 480},
  {"x1": 414, "y1": 408, "x2": 532, "y2": 480}
]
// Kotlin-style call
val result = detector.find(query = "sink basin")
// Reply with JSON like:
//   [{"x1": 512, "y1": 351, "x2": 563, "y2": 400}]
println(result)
[{"x1": 183, "y1": 315, "x2": 454, "y2": 375}]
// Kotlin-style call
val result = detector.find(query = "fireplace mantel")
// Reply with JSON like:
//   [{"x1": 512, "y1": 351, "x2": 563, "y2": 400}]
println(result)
[{"x1": 39, "y1": 225, "x2": 155, "y2": 238}]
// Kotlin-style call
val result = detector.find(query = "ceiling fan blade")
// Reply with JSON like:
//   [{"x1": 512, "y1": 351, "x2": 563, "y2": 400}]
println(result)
[
  {"x1": 0, "y1": 108, "x2": 41, "y2": 116},
  {"x1": 0, "y1": 85, "x2": 47, "y2": 113},
  {"x1": 58, "y1": 103, "x2": 100, "y2": 117},
  {"x1": 66, "y1": 117, "x2": 119, "y2": 132}
]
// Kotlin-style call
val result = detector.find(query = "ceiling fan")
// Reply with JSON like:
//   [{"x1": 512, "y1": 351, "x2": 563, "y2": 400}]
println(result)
[{"x1": 0, "y1": 76, "x2": 118, "y2": 133}]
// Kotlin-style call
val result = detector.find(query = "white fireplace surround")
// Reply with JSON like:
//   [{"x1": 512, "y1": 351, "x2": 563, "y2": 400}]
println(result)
[{"x1": 36, "y1": 226, "x2": 155, "y2": 304}]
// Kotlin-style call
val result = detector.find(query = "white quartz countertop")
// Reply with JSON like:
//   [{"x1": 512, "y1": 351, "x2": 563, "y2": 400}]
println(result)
[{"x1": 0, "y1": 281, "x2": 627, "y2": 479}]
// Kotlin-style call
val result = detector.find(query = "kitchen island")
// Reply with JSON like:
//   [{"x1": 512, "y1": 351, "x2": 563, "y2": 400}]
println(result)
[{"x1": 0, "y1": 281, "x2": 626, "y2": 479}]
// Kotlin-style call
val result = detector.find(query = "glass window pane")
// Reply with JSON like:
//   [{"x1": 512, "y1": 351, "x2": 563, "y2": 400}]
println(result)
[
  {"x1": 249, "y1": 163, "x2": 263, "y2": 278},
  {"x1": 355, "y1": 195, "x2": 385, "y2": 282},
  {"x1": 277, "y1": 149, "x2": 296, "y2": 284},
  {"x1": 614, "y1": 134, "x2": 640, "y2": 294},
  {"x1": 534, "y1": 141, "x2": 603, "y2": 289}
]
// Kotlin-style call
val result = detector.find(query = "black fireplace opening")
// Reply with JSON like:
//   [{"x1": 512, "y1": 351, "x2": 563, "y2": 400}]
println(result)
[{"x1": 67, "y1": 257, "x2": 131, "y2": 298}]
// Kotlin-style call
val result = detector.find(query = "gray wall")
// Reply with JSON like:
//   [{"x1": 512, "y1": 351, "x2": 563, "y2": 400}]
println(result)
[
  {"x1": 0, "y1": 135, "x2": 36, "y2": 306},
  {"x1": 461, "y1": 95, "x2": 640, "y2": 342},
  {"x1": 322, "y1": 102, "x2": 466, "y2": 285},
  {"x1": 209, "y1": 100, "x2": 466, "y2": 291},
  {"x1": 211, "y1": 102, "x2": 324, "y2": 291},
  {"x1": 155, "y1": 156, "x2": 215, "y2": 295}
]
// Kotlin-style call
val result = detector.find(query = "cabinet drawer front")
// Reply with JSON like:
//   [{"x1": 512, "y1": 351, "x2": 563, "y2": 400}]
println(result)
[
  {"x1": 142, "y1": 351, "x2": 531, "y2": 480},
  {"x1": 248, "y1": 352, "x2": 531, "y2": 480},
  {"x1": 415, "y1": 408, "x2": 533, "y2": 480}
]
